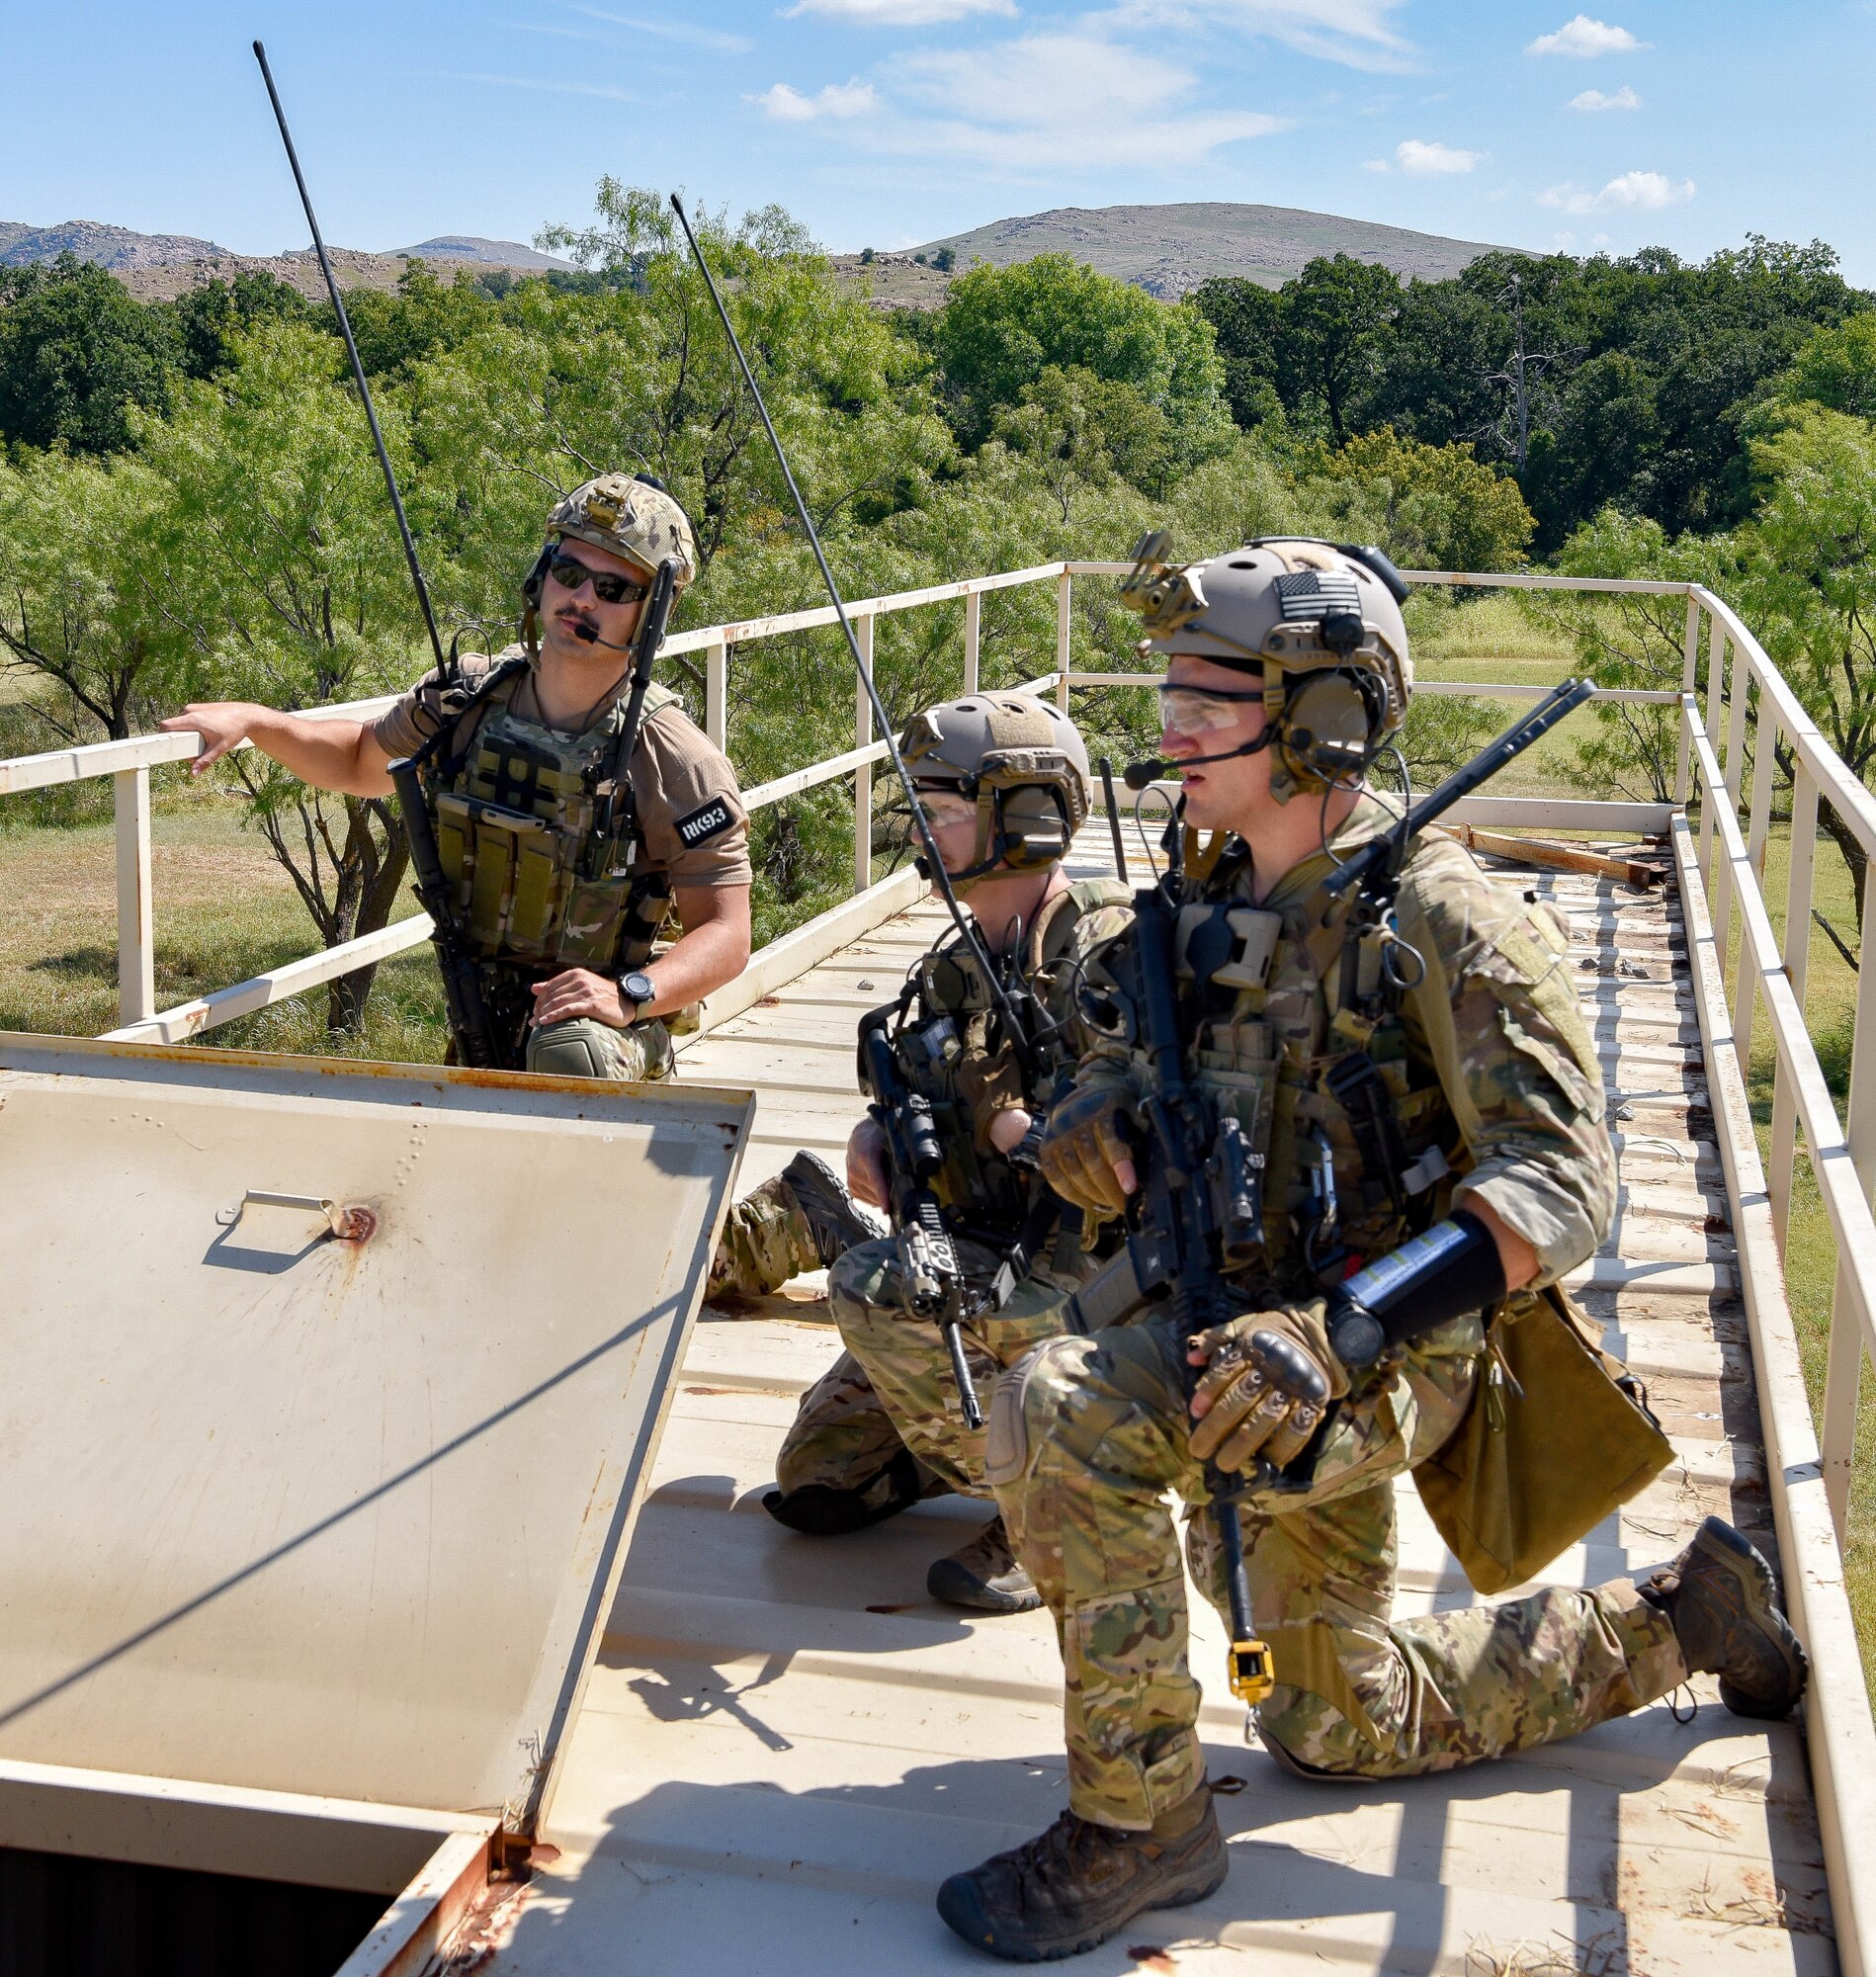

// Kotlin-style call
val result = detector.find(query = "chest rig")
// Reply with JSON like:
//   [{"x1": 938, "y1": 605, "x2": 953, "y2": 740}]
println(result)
[
  {"x1": 875, "y1": 881, "x2": 1126, "y2": 1243},
  {"x1": 1147, "y1": 835, "x2": 1454, "y2": 1297},
  {"x1": 426, "y1": 667, "x2": 680, "y2": 973}
]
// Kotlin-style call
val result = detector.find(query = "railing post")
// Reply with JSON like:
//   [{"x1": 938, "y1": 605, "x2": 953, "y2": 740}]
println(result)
[
  {"x1": 1733, "y1": 702, "x2": 1778, "y2": 1070},
  {"x1": 1055, "y1": 567, "x2": 1071, "y2": 713},
  {"x1": 964, "y1": 588, "x2": 981, "y2": 697},
  {"x1": 1768, "y1": 759, "x2": 1818, "y2": 1254},
  {"x1": 705, "y1": 635, "x2": 727, "y2": 752},
  {"x1": 113, "y1": 766, "x2": 155, "y2": 1028},
  {"x1": 854, "y1": 612, "x2": 874, "y2": 895},
  {"x1": 1711, "y1": 633, "x2": 1751, "y2": 969},
  {"x1": 1824, "y1": 851, "x2": 1876, "y2": 1532},
  {"x1": 1699, "y1": 615, "x2": 1727, "y2": 886},
  {"x1": 1674, "y1": 590, "x2": 1699, "y2": 807}
]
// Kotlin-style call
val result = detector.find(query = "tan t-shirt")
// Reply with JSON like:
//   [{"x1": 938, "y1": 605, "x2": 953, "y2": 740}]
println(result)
[{"x1": 374, "y1": 651, "x2": 752, "y2": 889}]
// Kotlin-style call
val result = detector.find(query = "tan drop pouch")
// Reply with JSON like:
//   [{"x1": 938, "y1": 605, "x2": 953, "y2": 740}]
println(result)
[{"x1": 1411, "y1": 1284, "x2": 1674, "y2": 1594}]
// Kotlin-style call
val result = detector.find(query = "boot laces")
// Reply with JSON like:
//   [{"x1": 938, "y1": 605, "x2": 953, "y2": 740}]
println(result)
[{"x1": 1013, "y1": 1810, "x2": 1128, "y2": 1893}]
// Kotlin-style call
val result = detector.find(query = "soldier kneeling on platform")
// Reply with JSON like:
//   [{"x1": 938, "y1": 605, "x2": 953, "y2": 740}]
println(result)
[
  {"x1": 161, "y1": 473, "x2": 751, "y2": 1075},
  {"x1": 731, "y1": 693, "x2": 1133, "y2": 1613},
  {"x1": 935, "y1": 539, "x2": 1811, "y2": 1962}
]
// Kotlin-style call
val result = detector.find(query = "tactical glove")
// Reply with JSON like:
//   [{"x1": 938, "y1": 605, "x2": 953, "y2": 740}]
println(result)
[
  {"x1": 1187, "y1": 1301, "x2": 1346, "y2": 1474},
  {"x1": 1037, "y1": 1064, "x2": 1142, "y2": 1217}
]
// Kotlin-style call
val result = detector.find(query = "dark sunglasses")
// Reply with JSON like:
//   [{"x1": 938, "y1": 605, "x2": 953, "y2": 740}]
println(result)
[{"x1": 547, "y1": 553, "x2": 647, "y2": 606}]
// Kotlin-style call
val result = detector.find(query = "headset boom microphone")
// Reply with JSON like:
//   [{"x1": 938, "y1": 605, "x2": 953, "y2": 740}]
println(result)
[
  {"x1": 666, "y1": 193, "x2": 1033, "y2": 1067},
  {"x1": 252, "y1": 40, "x2": 447, "y2": 678}
]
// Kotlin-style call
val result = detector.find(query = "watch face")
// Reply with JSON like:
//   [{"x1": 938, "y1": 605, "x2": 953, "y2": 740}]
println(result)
[{"x1": 621, "y1": 972, "x2": 656, "y2": 1006}]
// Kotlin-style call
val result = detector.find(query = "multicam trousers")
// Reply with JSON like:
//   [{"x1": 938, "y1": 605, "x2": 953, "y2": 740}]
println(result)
[
  {"x1": 707, "y1": 1172, "x2": 826, "y2": 1303},
  {"x1": 524, "y1": 1014, "x2": 675, "y2": 1081},
  {"x1": 775, "y1": 1237, "x2": 1075, "y2": 1504},
  {"x1": 986, "y1": 1317, "x2": 1688, "y2": 1831}
]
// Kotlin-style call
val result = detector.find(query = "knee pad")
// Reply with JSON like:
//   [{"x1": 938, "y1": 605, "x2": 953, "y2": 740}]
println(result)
[
  {"x1": 526, "y1": 1017, "x2": 622, "y2": 1079},
  {"x1": 762, "y1": 1447, "x2": 924, "y2": 1535},
  {"x1": 983, "y1": 1340, "x2": 1064, "y2": 1490}
]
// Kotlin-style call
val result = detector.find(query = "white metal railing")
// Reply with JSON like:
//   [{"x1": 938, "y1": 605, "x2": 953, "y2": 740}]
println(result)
[
  {"x1": 0, "y1": 557, "x2": 1685, "y2": 1045},
  {"x1": 2, "y1": 557, "x2": 1872, "y2": 1963}
]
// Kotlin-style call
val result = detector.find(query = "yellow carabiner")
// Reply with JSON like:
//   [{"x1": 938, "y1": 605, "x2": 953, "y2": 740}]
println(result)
[{"x1": 1228, "y1": 1635, "x2": 1275, "y2": 1706}]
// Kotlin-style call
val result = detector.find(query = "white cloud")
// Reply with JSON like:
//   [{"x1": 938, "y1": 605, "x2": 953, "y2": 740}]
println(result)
[
  {"x1": 754, "y1": 79, "x2": 879, "y2": 121},
  {"x1": 569, "y1": 6, "x2": 753, "y2": 53},
  {"x1": 1539, "y1": 169, "x2": 1693, "y2": 213},
  {"x1": 1101, "y1": 0, "x2": 1412, "y2": 72},
  {"x1": 784, "y1": 0, "x2": 1014, "y2": 22},
  {"x1": 1527, "y1": 14, "x2": 1647, "y2": 56},
  {"x1": 829, "y1": 32, "x2": 1288, "y2": 172},
  {"x1": 1394, "y1": 137, "x2": 1483, "y2": 174},
  {"x1": 1362, "y1": 156, "x2": 1391, "y2": 172},
  {"x1": 1569, "y1": 84, "x2": 1641, "y2": 110}
]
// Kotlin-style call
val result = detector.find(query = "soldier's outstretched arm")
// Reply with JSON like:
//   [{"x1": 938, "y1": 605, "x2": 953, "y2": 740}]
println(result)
[{"x1": 158, "y1": 702, "x2": 395, "y2": 798}]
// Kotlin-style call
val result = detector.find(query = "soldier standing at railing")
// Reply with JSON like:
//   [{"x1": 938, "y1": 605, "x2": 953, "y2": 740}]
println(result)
[{"x1": 159, "y1": 474, "x2": 751, "y2": 1080}]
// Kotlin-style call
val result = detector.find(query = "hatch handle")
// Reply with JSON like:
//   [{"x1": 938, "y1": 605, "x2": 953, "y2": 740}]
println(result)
[{"x1": 218, "y1": 1190, "x2": 346, "y2": 1239}]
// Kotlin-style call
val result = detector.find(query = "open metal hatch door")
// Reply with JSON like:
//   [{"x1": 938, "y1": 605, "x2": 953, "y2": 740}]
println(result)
[{"x1": 0, "y1": 1035, "x2": 752, "y2": 1839}]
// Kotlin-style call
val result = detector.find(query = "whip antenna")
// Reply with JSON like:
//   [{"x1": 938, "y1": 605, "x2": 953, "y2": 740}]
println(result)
[
  {"x1": 668, "y1": 192, "x2": 1032, "y2": 1061},
  {"x1": 252, "y1": 40, "x2": 447, "y2": 675}
]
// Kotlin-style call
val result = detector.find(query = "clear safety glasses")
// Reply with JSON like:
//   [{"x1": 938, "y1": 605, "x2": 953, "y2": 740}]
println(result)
[
  {"x1": 1156, "y1": 684, "x2": 1265, "y2": 739},
  {"x1": 909, "y1": 787, "x2": 980, "y2": 831}
]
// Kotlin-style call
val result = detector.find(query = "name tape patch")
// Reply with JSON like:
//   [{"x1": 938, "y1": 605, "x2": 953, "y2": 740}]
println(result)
[{"x1": 675, "y1": 796, "x2": 734, "y2": 847}]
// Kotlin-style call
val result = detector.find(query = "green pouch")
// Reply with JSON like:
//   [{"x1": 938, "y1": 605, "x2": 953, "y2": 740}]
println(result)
[{"x1": 1411, "y1": 1284, "x2": 1673, "y2": 1594}]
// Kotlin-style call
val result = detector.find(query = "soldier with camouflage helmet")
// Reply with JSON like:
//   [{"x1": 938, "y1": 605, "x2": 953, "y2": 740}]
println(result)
[
  {"x1": 162, "y1": 473, "x2": 752, "y2": 1078},
  {"x1": 935, "y1": 539, "x2": 1809, "y2": 1962},
  {"x1": 750, "y1": 691, "x2": 1135, "y2": 1613}
]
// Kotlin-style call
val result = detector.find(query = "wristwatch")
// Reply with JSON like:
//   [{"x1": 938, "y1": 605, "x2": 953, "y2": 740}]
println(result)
[{"x1": 617, "y1": 969, "x2": 657, "y2": 1023}]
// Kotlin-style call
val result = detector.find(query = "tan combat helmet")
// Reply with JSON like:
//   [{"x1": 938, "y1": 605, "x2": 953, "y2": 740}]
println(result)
[
  {"x1": 1122, "y1": 534, "x2": 1413, "y2": 803},
  {"x1": 898, "y1": 692, "x2": 1090, "y2": 883},
  {"x1": 547, "y1": 473, "x2": 698, "y2": 588}
]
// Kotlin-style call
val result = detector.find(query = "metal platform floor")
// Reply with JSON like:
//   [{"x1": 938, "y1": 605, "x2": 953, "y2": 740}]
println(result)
[{"x1": 475, "y1": 829, "x2": 1833, "y2": 1976}]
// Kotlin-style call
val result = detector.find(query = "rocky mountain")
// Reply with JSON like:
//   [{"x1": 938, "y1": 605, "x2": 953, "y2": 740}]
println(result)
[
  {"x1": 393, "y1": 235, "x2": 573, "y2": 271},
  {"x1": 907, "y1": 201, "x2": 1523, "y2": 298},
  {"x1": 0, "y1": 219, "x2": 235, "y2": 270}
]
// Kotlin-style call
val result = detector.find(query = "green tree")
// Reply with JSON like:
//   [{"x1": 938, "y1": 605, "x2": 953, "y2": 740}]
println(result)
[
  {"x1": 1274, "y1": 255, "x2": 1401, "y2": 445},
  {"x1": 166, "y1": 271, "x2": 311, "y2": 382},
  {"x1": 0, "y1": 256, "x2": 179, "y2": 455},
  {"x1": 932, "y1": 253, "x2": 1232, "y2": 469},
  {"x1": 1540, "y1": 507, "x2": 1732, "y2": 804},
  {"x1": 1187, "y1": 277, "x2": 1284, "y2": 429},
  {"x1": 143, "y1": 321, "x2": 430, "y2": 1029},
  {"x1": 1776, "y1": 313, "x2": 1876, "y2": 420},
  {"x1": 1735, "y1": 406, "x2": 1876, "y2": 926},
  {"x1": 0, "y1": 448, "x2": 177, "y2": 741},
  {"x1": 334, "y1": 260, "x2": 497, "y2": 380},
  {"x1": 1310, "y1": 427, "x2": 1534, "y2": 574}
]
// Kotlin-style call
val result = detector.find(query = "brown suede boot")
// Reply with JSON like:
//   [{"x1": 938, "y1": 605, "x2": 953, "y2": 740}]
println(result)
[
  {"x1": 936, "y1": 1785, "x2": 1227, "y2": 1962},
  {"x1": 927, "y1": 1514, "x2": 1042, "y2": 1615},
  {"x1": 1641, "y1": 1515, "x2": 1809, "y2": 1720}
]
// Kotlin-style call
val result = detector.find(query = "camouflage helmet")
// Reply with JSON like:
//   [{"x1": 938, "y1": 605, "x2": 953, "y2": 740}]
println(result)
[
  {"x1": 547, "y1": 473, "x2": 697, "y2": 588},
  {"x1": 898, "y1": 692, "x2": 1090, "y2": 882},
  {"x1": 1122, "y1": 534, "x2": 1413, "y2": 803}
]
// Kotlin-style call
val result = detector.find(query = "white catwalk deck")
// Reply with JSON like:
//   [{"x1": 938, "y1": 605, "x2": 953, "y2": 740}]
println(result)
[{"x1": 477, "y1": 827, "x2": 1833, "y2": 1976}]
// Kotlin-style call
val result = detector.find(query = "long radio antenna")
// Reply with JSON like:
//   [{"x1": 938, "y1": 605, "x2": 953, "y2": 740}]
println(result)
[
  {"x1": 252, "y1": 40, "x2": 447, "y2": 676},
  {"x1": 668, "y1": 193, "x2": 1033, "y2": 1061}
]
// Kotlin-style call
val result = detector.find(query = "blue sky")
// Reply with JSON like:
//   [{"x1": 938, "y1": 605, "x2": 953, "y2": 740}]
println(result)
[{"x1": 6, "y1": 2, "x2": 1874, "y2": 280}]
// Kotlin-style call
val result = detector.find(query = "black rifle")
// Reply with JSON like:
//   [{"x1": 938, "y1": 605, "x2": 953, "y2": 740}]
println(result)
[
  {"x1": 1107, "y1": 835, "x2": 1276, "y2": 1705},
  {"x1": 861, "y1": 1009, "x2": 984, "y2": 1431},
  {"x1": 1323, "y1": 677, "x2": 1597, "y2": 911},
  {"x1": 387, "y1": 754, "x2": 505, "y2": 1068}
]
